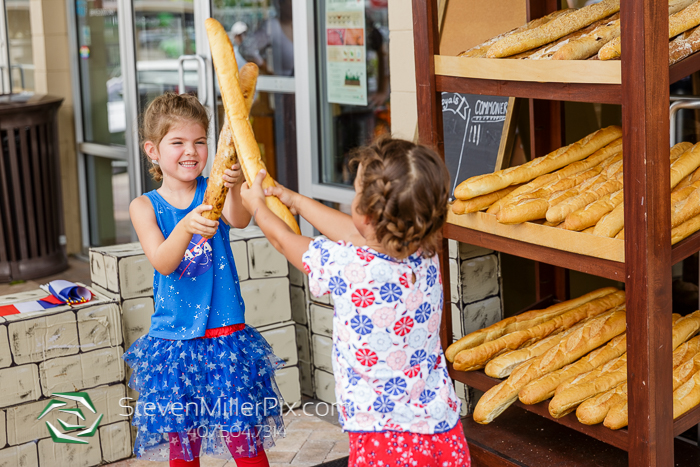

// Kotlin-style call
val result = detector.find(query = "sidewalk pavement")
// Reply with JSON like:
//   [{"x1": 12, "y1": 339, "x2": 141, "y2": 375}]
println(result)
[{"x1": 103, "y1": 401, "x2": 349, "y2": 467}]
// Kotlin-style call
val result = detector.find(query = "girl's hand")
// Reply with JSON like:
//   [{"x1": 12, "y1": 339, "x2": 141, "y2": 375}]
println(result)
[
  {"x1": 265, "y1": 183, "x2": 301, "y2": 215},
  {"x1": 223, "y1": 164, "x2": 244, "y2": 188},
  {"x1": 181, "y1": 204, "x2": 218, "y2": 237},
  {"x1": 240, "y1": 169, "x2": 268, "y2": 215}
]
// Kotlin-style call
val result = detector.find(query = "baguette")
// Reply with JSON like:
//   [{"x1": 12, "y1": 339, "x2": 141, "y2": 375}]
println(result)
[
  {"x1": 519, "y1": 331, "x2": 627, "y2": 405},
  {"x1": 672, "y1": 212, "x2": 700, "y2": 244},
  {"x1": 202, "y1": 63, "x2": 258, "y2": 226},
  {"x1": 487, "y1": 0, "x2": 620, "y2": 58},
  {"x1": 671, "y1": 142, "x2": 700, "y2": 189},
  {"x1": 496, "y1": 197, "x2": 550, "y2": 224},
  {"x1": 670, "y1": 25, "x2": 700, "y2": 64},
  {"x1": 671, "y1": 180, "x2": 700, "y2": 204},
  {"x1": 460, "y1": 10, "x2": 573, "y2": 58},
  {"x1": 455, "y1": 127, "x2": 622, "y2": 200},
  {"x1": 205, "y1": 18, "x2": 300, "y2": 234},
  {"x1": 607, "y1": 352, "x2": 700, "y2": 429},
  {"x1": 459, "y1": 10, "x2": 572, "y2": 58},
  {"x1": 473, "y1": 309, "x2": 627, "y2": 424},
  {"x1": 672, "y1": 167, "x2": 700, "y2": 193},
  {"x1": 524, "y1": 14, "x2": 617, "y2": 60},
  {"x1": 561, "y1": 189, "x2": 623, "y2": 231},
  {"x1": 445, "y1": 287, "x2": 619, "y2": 362},
  {"x1": 454, "y1": 291, "x2": 625, "y2": 371},
  {"x1": 485, "y1": 318, "x2": 591, "y2": 378},
  {"x1": 673, "y1": 370, "x2": 700, "y2": 420},
  {"x1": 549, "y1": 354, "x2": 628, "y2": 418},
  {"x1": 600, "y1": 0, "x2": 700, "y2": 60},
  {"x1": 452, "y1": 185, "x2": 521, "y2": 214},
  {"x1": 576, "y1": 382, "x2": 627, "y2": 425},
  {"x1": 550, "y1": 311, "x2": 700, "y2": 417},
  {"x1": 495, "y1": 164, "x2": 609, "y2": 223},
  {"x1": 487, "y1": 139, "x2": 622, "y2": 215},
  {"x1": 672, "y1": 186, "x2": 700, "y2": 227},
  {"x1": 552, "y1": 15, "x2": 620, "y2": 60},
  {"x1": 673, "y1": 335, "x2": 700, "y2": 367},
  {"x1": 546, "y1": 178, "x2": 623, "y2": 224},
  {"x1": 593, "y1": 202, "x2": 624, "y2": 237}
]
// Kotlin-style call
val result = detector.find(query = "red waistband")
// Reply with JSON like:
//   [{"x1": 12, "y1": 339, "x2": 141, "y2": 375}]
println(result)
[{"x1": 197, "y1": 323, "x2": 245, "y2": 339}]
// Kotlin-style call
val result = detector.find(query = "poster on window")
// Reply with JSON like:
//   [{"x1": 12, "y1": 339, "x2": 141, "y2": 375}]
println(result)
[{"x1": 326, "y1": 0, "x2": 367, "y2": 106}]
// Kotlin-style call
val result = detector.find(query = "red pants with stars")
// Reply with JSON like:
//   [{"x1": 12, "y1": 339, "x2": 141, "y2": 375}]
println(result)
[{"x1": 348, "y1": 423, "x2": 471, "y2": 467}]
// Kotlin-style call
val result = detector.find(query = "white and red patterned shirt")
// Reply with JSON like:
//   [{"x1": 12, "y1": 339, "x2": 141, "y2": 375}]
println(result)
[{"x1": 302, "y1": 237, "x2": 461, "y2": 434}]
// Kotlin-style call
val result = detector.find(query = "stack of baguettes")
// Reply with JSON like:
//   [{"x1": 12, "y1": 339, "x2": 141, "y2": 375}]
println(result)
[
  {"x1": 452, "y1": 126, "x2": 700, "y2": 245},
  {"x1": 445, "y1": 287, "x2": 700, "y2": 426},
  {"x1": 458, "y1": 0, "x2": 700, "y2": 65}
]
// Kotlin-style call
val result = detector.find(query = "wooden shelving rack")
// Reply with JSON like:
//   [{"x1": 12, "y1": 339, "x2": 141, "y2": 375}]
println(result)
[{"x1": 412, "y1": 0, "x2": 700, "y2": 465}]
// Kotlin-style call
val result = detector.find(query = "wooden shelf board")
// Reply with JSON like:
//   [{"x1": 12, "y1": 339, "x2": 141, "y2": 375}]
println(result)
[
  {"x1": 448, "y1": 364, "x2": 630, "y2": 451},
  {"x1": 670, "y1": 51, "x2": 700, "y2": 85},
  {"x1": 445, "y1": 211, "x2": 626, "y2": 281},
  {"x1": 672, "y1": 228, "x2": 700, "y2": 265},
  {"x1": 435, "y1": 55, "x2": 622, "y2": 84},
  {"x1": 435, "y1": 74, "x2": 622, "y2": 105},
  {"x1": 674, "y1": 403, "x2": 700, "y2": 437},
  {"x1": 435, "y1": 51, "x2": 700, "y2": 105}
]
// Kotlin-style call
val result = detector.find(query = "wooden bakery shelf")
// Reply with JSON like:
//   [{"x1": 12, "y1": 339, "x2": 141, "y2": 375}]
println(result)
[
  {"x1": 434, "y1": 52, "x2": 700, "y2": 105},
  {"x1": 446, "y1": 211, "x2": 700, "y2": 280},
  {"x1": 414, "y1": 0, "x2": 700, "y2": 465}
]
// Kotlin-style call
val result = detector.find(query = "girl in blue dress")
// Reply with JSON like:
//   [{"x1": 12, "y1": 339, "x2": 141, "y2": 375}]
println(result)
[{"x1": 123, "y1": 92, "x2": 283, "y2": 467}]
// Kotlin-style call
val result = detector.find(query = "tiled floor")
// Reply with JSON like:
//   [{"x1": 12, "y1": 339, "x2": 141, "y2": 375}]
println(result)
[{"x1": 103, "y1": 402, "x2": 349, "y2": 467}]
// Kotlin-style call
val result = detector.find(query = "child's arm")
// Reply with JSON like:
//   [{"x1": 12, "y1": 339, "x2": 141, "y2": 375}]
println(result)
[
  {"x1": 240, "y1": 171, "x2": 313, "y2": 272},
  {"x1": 265, "y1": 181, "x2": 365, "y2": 245},
  {"x1": 220, "y1": 163, "x2": 252, "y2": 228},
  {"x1": 130, "y1": 196, "x2": 218, "y2": 276}
]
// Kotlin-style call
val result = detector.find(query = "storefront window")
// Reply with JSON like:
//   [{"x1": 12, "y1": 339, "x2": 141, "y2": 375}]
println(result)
[
  {"x1": 76, "y1": 0, "x2": 124, "y2": 145},
  {"x1": 6, "y1": 0, "x2": 34, "y2": 92},
  {"x1": 317, "y1": 0, "x2": 390, "y2": 188},
  {"x1": 212, "y1": 0, "x2": 298, "y2": 190}
]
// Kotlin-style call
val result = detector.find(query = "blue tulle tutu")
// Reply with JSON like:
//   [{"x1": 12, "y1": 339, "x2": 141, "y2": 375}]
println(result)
[{"x1": 122, "y1": 325, "x2": 286, "y2": 462}]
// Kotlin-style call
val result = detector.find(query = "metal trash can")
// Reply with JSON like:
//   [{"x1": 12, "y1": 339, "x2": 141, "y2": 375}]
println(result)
[{"x1": 0, "y1": 94, "x2": 67, "y2": 281}]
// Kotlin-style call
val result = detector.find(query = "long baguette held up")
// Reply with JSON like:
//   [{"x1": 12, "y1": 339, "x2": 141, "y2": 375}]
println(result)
[
  {"x1": 453, "y1": 290, "x2": 625, "y2": 371},
  {"x1": 202, "y1": 62, "x2": 258, "y2": 227},
  {"x1": 445, "y1": 287, "x2": 618, "y2": 362},
  {"x1": 205, "y1": 18, "x2": 300, "y2": 234},
  {"x1": 486, "y1": 0, "x2": 620, "y2": 58},
  {"x1": 455, "y1": 126, "x2": 622, "y2": 200},
  {"x1": 473, "y1": 309, "x2": 627, "y2": 424}
]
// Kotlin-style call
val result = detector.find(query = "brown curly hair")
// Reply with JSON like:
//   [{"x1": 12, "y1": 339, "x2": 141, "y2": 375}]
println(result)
[
  {"x1": 140, "y1": 93, "x2": 210, "y2": 182},
  {"x1": 350, "y1": 137, "x2": 449, "y2": 259}
]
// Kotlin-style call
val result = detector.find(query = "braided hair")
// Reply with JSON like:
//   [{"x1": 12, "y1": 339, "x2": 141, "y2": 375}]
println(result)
[{"x1": 350, "y1": 137, "x2": 449, "y2": 259}]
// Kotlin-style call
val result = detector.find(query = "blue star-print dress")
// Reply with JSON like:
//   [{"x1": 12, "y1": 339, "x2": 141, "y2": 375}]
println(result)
[{"x1": 122, "y1": 177, "x2": 285, "y2": 462}]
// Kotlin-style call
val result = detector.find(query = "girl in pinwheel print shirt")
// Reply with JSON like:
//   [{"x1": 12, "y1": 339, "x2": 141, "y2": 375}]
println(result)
[{"x1": 240, "y1": 137, "x2": 471, "y2": 467}]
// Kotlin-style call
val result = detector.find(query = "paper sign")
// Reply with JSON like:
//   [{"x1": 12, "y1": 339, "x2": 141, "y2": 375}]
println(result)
[{"x1": 325, "y1": 0, "x2": 367, "y2": 106}]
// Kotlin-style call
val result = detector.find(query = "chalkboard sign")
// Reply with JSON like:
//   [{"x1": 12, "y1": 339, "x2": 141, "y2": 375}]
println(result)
[{"x1": 441, "y1": 92, "x2": 517, "y2": 199}]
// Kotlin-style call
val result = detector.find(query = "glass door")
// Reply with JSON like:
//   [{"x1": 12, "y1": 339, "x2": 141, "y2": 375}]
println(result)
[{"x1": 72, "y1": 0, "x2": 319, "y2": 248}]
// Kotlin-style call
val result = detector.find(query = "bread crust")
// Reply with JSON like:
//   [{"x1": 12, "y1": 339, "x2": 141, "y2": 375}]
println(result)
[
  {"x1": 487, "y1": 0, "x2": 620, "y2": 58},
  {"x1": 205, "y1": 18, "x2": 300, "y2": 234}
]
